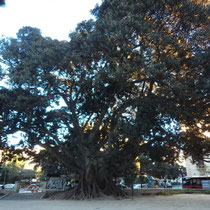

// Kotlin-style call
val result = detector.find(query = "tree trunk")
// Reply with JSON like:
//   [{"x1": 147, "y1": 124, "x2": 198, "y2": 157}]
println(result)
[{"x1": 49, "y1": 161, "x2": 127, "y2": 200}]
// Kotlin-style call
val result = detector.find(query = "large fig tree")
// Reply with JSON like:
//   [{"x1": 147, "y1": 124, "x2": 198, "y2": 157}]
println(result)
[{"x1": 0, "y1": 0, "x2": 209, "y2": 199}]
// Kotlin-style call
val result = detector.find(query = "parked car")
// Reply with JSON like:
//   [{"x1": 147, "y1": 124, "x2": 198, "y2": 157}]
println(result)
[
  {"x1": 133, "y1": 184, "x2": 148, "y2": 189},
  {"x1": 116, "y1": 183, "x2": 128, "y2": 189},
  {"x1": 133, "y1": 184, "x2": 141, "y2": 189},
  {"x1": 4, "y1": 184, "x2": 15, "y2": 189},
  {"x1": 0, "y1": 184, "x2": 3, "y2": 189}
]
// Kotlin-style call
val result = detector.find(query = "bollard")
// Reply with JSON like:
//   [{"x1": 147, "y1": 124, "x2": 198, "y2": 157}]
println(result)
[{"x1": 14, "y1": 181, "x2": 20, "y2": 193}]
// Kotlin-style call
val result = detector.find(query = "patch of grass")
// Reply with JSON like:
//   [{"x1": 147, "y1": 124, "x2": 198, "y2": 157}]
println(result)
[{"x1": 157, "y1": 189, "x2": 210, "y2": 196}]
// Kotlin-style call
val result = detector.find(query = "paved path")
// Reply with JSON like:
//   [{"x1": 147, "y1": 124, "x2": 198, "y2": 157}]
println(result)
[
  {"x1": 1, "y1": 192, "x2": 44, "y2": 200},
  {"x1": 0, "y1": 194, "x2": 210, "y2": 210}
]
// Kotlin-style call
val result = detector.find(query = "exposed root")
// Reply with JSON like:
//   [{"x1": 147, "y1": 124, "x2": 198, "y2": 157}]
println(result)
[
  {"x1": 43, "y1": 165, "x2": 128, "y2": 200},
  {"x1": 43, "y1": 184, "x2": 127, "y2": 200}
]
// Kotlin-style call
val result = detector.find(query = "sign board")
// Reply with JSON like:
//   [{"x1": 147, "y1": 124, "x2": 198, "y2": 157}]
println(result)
[{"x1": 47, "y1": 177, "x2": 66, "y2": 190}]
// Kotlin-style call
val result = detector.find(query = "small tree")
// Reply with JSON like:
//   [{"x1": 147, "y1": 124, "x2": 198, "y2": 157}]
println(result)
[
  {"x1": 139, "y1": 154, "x2": 186, "y2": 180},
  {"x1": 0, "y1": 155, "x2": 35, "y2": 184}
]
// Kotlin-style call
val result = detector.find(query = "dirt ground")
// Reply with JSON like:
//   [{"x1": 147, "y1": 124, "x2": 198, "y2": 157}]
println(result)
[{"x1": 0, "y1": 194, "x2": 210, "y2": 210}]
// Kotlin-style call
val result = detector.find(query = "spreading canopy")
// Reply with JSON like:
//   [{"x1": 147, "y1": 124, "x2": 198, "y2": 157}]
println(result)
[{"x1": 0, "y1": 0, "x2": 5, "y2": 6}]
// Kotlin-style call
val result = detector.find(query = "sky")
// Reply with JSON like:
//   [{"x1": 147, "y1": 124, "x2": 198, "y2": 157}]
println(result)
[{"x1": 0, "y1": 0, "x2": 101, "y2": 40}]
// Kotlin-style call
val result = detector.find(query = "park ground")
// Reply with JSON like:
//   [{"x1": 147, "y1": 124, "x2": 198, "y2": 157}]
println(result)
[{"x1": 0, "y1": 194, "x2": 210, "y2": 210}]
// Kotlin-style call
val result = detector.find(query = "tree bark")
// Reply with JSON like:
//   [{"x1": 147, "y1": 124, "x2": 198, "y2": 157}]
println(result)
[{"x1": 49, "y1": 161, "x2": 127, "y2": 200}]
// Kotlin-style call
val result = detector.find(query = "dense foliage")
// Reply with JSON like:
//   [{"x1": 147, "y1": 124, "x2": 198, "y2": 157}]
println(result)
[
  {"x1": 0, "y1": 0, "x2": 5, "y2": 7},
  {"x1": 0, "y1": 0, "x2": 209, "y2": 199},
  {"x1": 0, "y1": 156, "x2": 35, "y2": 184},
  {"x1": 138, "y1": 154, "x2": 186, "y2": 179}
]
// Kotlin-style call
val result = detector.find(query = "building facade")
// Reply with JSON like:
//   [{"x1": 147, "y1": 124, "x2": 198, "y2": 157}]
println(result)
[{"x1": 185, "y1": 157, "x2": 210, "y2": 177}]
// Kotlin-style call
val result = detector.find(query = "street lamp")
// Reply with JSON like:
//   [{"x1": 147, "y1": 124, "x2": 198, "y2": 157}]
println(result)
[
  {"x1": 3, "y1": 168, "x2": 7, "y2": 185},
  {"x1": 0, "y1": 164, "x2": 3, "y2": 178}
]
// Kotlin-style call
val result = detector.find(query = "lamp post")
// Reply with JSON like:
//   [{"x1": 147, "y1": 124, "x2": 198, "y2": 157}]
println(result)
[
  {"x1": 0, "y1": 164, "x2": 3, "y2": 181},
  {"x1": 3, "y1": 169, "x2": 7, "y2": 185},
  {"x1": 0, "y1": 165, "x2": 7, "y2": 186}
]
